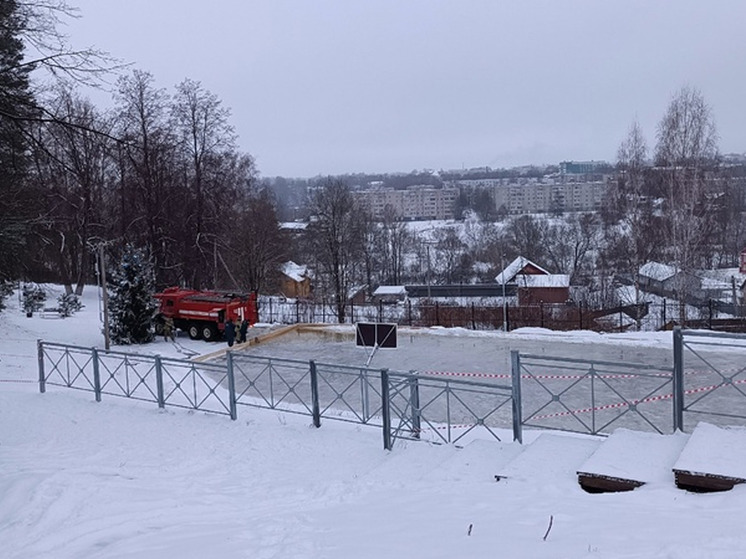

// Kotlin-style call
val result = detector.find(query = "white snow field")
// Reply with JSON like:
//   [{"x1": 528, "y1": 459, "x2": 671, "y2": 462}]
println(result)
[{"x1": 3, "y1": 286, "x2": 746, "y2": 558}]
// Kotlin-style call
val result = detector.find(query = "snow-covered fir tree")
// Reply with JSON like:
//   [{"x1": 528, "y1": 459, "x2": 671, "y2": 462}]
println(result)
[{"x1": 108, "y1": 244, "x2": 157, "y2": 344}]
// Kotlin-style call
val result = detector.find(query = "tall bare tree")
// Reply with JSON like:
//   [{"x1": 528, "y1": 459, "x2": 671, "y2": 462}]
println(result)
[
  {"x1": 306, "y1": 179, "x2": 364, "y2": 322},
  {"x1": 171, "y1": 78, "x2": 238, "y2": 287},
  {"x1": 30, "y1": 87, "x2": 111, "y2": 294},
  {"x1": 231, "y1": 187, "x2": 286, "y2": 293},
  {"x1": 655, "y1": 86, "x2": 719, "y2": 322}
]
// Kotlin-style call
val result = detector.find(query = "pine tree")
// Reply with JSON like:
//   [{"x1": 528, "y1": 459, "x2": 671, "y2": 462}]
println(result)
[
  {"x1": 0, "y1": 0, "x2": 37, "y2": 284},
  {"x1": 108, "y1": 244, "x2": 157, "y2": 344}
]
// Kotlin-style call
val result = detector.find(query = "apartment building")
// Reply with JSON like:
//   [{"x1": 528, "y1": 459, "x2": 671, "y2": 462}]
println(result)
[{"x1": 354, "y1": 185, "x2": 459, "y2": 220}]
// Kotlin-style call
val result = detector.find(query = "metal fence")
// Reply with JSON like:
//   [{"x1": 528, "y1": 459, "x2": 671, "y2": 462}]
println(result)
[
  {"x1": 38, "y1": 341, "x2": 234, "y2": 416},
  {"x1": 512, "y1": 351, "x2": 677, "y2": 436},
  {"x1": 675, "y1": 329, "x2": 746, "y2": 431},
  {"x1": 37, "y1": 327, "x2": 746, "y2": 449},
  {"x1": 37, "y1": 340, "x2": 519, "y2": 449},
  {"x1": 259, "y1": 297, "x2": 746, "y2": 333}
]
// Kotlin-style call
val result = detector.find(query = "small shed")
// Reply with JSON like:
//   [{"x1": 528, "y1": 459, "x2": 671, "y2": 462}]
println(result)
[
  {"x1": 516, "y1": 274, "x2": 570, "y2": 304},
  {"x1": 372, "y1": 285, "x2": 408, "y2": 303},
  {"x1": 279, "y1": 261, "x2": 312, "y2": 299},
  {"x1": 638, "y1": 262, "x2": 701, "y2": 297},
  {"x1": 347, "y1": 285, "x2": 368, "y2": 305}
]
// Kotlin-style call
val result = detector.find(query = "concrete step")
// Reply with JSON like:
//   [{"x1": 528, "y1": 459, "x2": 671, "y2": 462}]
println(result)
[
  {"x1": 673, "y1": 422, "x2": 746, "y2": 492},
  {"x1": 495, "y1": 432, "x2": 601, "y2": 484},
  {"x1": 577, "y1": 428, "x2": 689, "y2": 493}
]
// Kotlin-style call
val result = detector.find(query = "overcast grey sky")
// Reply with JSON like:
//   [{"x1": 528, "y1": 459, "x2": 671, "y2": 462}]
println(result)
[{"x1": 67, "y1": 1, "x2": 746, "y2": 178}]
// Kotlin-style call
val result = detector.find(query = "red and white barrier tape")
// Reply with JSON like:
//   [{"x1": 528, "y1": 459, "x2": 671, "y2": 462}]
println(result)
[{"x1": 530, "y1": 378, "x2": 746, "y2": 421}]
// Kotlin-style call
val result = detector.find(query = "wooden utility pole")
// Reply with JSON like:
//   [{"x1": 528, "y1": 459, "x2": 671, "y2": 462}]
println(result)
[{"x1": 99, "y1": 243, "x2": 111, "y2": 350}]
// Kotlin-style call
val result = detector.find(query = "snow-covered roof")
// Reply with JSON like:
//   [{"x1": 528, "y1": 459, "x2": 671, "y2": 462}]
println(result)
[
  {"x1": 281, "y1": 261, "x2": 309, "y2": 282},
  {"x1": 700, "y1": 278, "x2": 730, "y2": 291},
  {"x1": 280, "y1": 221, "x2": 308, "y2": 231},
  {"x1": 373, "y1": 285, "x2": 407, "y2": 296},
  {"x1": 515, "y1": 274, "x2": 570, "y2": 288},
  {"x1": 495, "y1": 256, "x2": 550, "y2": 284},
  {"x1": 347, "y1": 285, "x2": 367, "y2": 299},
  {"x1": 639, "y1": 262, "x2": 677, "y2": 282}
]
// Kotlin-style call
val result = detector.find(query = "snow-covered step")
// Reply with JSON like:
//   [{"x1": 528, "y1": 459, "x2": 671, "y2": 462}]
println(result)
[
  {"x1": 672, "y1": 422, "x2": 746, "y2": 492},
  {"x1": 577, "y1": 429, "x2": 690, "y2": 493},
  {"x1": 495, "y1": 432, "x2": 601, "y2": 483},
  {"x1": 422, "y1": 438, "x2": 525, "y2": 483}
]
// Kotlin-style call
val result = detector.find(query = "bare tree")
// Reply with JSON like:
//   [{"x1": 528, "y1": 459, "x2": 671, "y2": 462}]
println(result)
[
  {"x1": 545, "y1": 213, "x2": 600, "y2": 285},
  {"x1": 113, "y1": 70, "x2": 181, "y2": 282},
  {"x1": 231, "y1": 187, "x2": 287, "y2": 293},
  {"x1": 655, "y1": 86, "x2": 719, "y2": 323},
  {"x1": 171, "y1": 78, "x2": 238, "y2": 287},
  {"x1": 431, "y1": 226, "x2": 468, "y2": 283},
  {"x1": 29, "y1": 87, "x2": 112, "y2": 294},
  {"x1": 306, "y1": 179, "x2": 364, "y2": 322},
  {"x1": 601, "y1": 120, "x2": 663, "y2": 319},
  {"x1": 505, "y1": 214, "x2": 548, "y2": 264}
]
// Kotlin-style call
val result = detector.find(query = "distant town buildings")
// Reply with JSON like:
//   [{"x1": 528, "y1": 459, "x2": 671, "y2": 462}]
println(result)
[
  {"x1": 353, "y1": 185, "x2": 459, "y2": 220},
  {"x1": 351, "y1": 161, "x2": 613, "y2": 220}
]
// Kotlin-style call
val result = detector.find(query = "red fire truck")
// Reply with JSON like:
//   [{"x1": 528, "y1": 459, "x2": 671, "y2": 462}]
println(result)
[{"x1": 153, "y1": 287, "x2": 259, "y2": 341}]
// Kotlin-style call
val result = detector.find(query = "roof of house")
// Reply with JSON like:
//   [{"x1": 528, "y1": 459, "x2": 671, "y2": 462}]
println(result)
[
  {"x1": 281, "y1": 261, "x2": 309, "y2": 282},
  {"x1": 279, "y1": 222, "x2": 308, "y2": 231},
  {"x1": 639, "y1": 262, "x2": 677, "y2": 282},
  {"x1": 373, "y1": 285, "x2": 407, "y2": 296},
  {"x1": 495, "y1": 256, "x2": 551, "y2": 284},
  {"x1": 515, "y1": 274, "x2": 570, "y2": 288}
]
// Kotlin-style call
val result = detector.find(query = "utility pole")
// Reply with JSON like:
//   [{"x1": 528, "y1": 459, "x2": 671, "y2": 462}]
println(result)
[
  {"x1": 501, "y1": 253, "x2": 508, "y2": 332},
  {"x1": 98, "y1": 243, "x2": 111, "y2": 350}
]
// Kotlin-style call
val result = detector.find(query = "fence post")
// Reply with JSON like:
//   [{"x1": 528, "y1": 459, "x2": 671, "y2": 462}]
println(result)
[
  {"x1": 579, "y1": 302, "x2": 583, "y2": 330},
  {"x1": 708, "y1": 299, "x2": 713, "y2": 330},
  {"x1": 540, "y1": 302, "x2": 544, "y2": 328},
  {"x1": 380, "y1": 369, "x2": 392, "y2": 450},
  {"x1": 662, "y1": 298, "x2": 667, "y2": 326},
  {"x1": 310, "y1": 360, "x2": 321, "y2": 428},
  {"x1": 408, "y1": 300, "x2": 412, "y2": 326},
  {"x1": 435, "y1": 302, "x2": 440, "y2": 326},
  {"x1": 37, "y1": 339, "x2": 46, "y2": 393},
  {"x1": 155, "y1": 355, "x2": 165, "y2": 409},
  {"x1": 408, "y1": 371, "x2": 420, "y2": 439},
  {"x1": 510, "y1": 350, "x2": 523, "y2": 444},
  {"x1": 92, "y1": 347, "x2": 102, "y2": 402},
  {"x1": 295, "y1": 299, "x2": 300, "y2": 324},
  {"x1": 505, "y1": 304, "x2": 510, "y2": 332},
  {"x1": 672, "y1": 326, "x2": 684, "y2": 432},
  {"x1": 226, "y1": 351, "x2": 237, "y2": 420},
  {"x1": 471, "y1": 303, "x2": 476, "y2": 330}
]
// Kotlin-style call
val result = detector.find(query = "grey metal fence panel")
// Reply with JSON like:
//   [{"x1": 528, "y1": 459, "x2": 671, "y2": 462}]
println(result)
[
  {"x1": 97, "y1": 349, "x2": 160, "y2": 403},
  {"x1": 39, "y1": 342, "x2": 232, "y2": 417},
  {"x1": 158, "y1": 357, "x2": 231, "y2": 416},
  {"x1": 40, "y1": 342, "x2": 97, "y2": 392},
  {"x1": 386, "y1": 371, "x2": 514, "y2": 447},
  {"x1": 313, "y1": 361, "x2": 386, "y2": 425},
  {"x1": 679, "y1": 329, "x2": 746, "y2": 430},
  {"x1": 518, "y1": 353, "x2": 675, "y2": 435},
  {"x1": 230, "y1": 355, "x2": 315, "y2": 416}
]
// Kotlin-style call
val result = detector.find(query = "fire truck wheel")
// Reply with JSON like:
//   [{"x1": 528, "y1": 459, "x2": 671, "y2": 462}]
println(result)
[
  {"x1": 201, "y1": 324, "x2": 219, "y2": 342},
  {"x1": 188, "y1": 323, "x2": 202, "y2": 340}
]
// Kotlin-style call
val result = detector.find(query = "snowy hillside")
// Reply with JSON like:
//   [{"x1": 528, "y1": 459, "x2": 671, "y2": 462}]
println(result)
[{"x1": 3, "y1": 286, "x2": 746, "y2": 558}]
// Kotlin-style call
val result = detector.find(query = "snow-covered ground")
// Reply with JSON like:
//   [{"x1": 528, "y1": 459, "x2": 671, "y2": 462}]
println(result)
[{"x1": 3, "y1": 285, "x2": 746, "y2": 558}]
